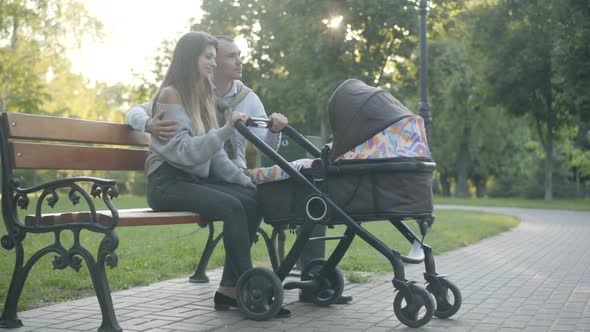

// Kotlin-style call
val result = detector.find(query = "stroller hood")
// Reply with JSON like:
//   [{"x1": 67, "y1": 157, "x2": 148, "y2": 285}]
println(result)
[{"x1": 327, "y1": 79, "x2": 413, "y2": 161}]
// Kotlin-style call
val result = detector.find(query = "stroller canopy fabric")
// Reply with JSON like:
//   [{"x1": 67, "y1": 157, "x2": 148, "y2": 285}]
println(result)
[
  {"x1": 250, "y1": 115, "x2": 431, "y2": 185},
  {"x1": 328, "y1": 79, "x2": 413, "y2": 161}
]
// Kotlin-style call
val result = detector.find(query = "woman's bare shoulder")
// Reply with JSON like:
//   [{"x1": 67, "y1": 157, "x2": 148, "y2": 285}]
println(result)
[{"x1": 158, "y1": 86, "x2": 182, "y2": 104}]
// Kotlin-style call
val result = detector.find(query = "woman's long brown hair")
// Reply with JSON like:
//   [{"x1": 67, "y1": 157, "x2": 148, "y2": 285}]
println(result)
[{"x1": 150, "y1": 31, "x2": 218, "y2": 134}]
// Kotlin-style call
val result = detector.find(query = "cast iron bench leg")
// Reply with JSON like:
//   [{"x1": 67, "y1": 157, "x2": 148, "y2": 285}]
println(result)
[
  {"x1": 0, "y1": 243, "x2": 26, "y2": 329},
  {"x1": 189, "y1": 222, "x2": 221, "y2": 283},
  {"x1": 90, "y1": 263, "x2": 121, "y2": 332}
]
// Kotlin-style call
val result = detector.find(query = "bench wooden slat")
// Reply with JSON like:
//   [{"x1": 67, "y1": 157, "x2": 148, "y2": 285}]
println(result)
[
  {"x1": 25, "y1": 208, "x2": 208, "y2": 227},
  {"x1": 10, "y1": 142, "x2": 147, "y2": 170},
  {"x1": 2, "y1": 112, "x2": 149, "y2": 146}
]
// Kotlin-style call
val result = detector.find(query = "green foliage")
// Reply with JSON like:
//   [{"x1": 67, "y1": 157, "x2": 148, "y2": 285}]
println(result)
[
  {"x1": 0, "y1": 0, "x2": 102, "y2": 114},
  {"x1": 194, "y1": 0, "x2": 459, "y2": 139},
  {"x1": 428, "y1": 9, "x2": 530, "y2": 197},
  {"x1": 0, "y1": 1, "x2": 148, "y2": 194},
  {"x1": 428, "y1": 0, "x2": 590, "y2": 199},
  {"x1": 468, "y1": 0, "x2": 590, "y2": 200},
  {"x1": 129, "y1": 39, "x2": 176, "y2": 105}
]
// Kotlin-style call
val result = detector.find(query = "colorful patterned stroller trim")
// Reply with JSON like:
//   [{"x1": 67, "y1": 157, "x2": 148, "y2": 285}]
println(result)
[{"x1": 250, "y1": 115, "x2": 430, "y2": 185}]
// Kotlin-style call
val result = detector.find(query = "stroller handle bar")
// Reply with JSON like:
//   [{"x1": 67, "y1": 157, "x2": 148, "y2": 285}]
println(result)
[
  {"x1": 235, "y1": 120, "x2": 317, "y2": 185},
  {"x1": 245, "y1": 117, "x2": 321, "y2": 158}
]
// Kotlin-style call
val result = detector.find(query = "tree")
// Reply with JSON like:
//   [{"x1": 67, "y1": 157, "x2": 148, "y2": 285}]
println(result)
[
  {"x1": 129, "y1": 39, "x2": 176, "y2": 106},
  {"x1": 472, "y1": 0, "x2": 586, "y2": 201},
  {"x1": 195, "y1": 0, "x2": 443, "y2": 140},
  {"x1": 0, "y1": 0, "x2": 101, "y2": 114}
]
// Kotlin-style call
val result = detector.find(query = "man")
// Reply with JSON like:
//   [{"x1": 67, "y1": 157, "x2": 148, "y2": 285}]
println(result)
[{"x1": 126, "y1": 35, "x2": 351, "y2": 305}]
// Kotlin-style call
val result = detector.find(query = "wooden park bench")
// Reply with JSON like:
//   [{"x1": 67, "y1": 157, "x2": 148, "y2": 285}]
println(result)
[{"x1": 0, "y1": 112, "x2": 282, "y2": 332}]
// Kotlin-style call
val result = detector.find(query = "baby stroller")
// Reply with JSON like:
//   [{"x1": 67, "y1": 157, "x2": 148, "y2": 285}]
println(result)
[{"x1": 232, "y1": 79, "x2": 462, "y2": 328}]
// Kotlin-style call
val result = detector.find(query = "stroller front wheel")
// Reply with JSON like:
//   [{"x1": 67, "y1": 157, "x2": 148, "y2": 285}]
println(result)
[
  {"x1": 236, "y1": 267, "x2": 284, "y2": 320},
  {"x1": 426, "y1": 278, "x2": 462, "y2": 318},
  {"x1": 393, "y1": 284, "x2": 435, "y2": 328},
  {"x1": 301, "y1": 259, "x2": 344, "y2": 307}
]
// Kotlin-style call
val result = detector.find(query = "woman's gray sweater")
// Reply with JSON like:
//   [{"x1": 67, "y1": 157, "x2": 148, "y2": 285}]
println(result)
[{"x1": 145, "y1": 103, "x2": 252, "y2": 187}]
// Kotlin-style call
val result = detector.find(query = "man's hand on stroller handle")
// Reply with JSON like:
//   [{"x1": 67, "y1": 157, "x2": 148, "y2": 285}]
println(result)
[
  {"x1": 268, "y1": 113, "x2": 288, "y2": 133},
  {"x1": 245, "y1": 113, "x2": 288, "y2": 133}
]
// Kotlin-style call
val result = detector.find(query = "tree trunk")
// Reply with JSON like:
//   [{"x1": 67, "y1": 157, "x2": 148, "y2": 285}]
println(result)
[
  {"x1": 574, "y1": 167, "x2": 582, "y2": 197},
  {"x1": 439, "y1": 172, "x2": 451, "y2": 197},
  {"x1": 472, "y1": 175, "x2": 486, "y2": 198},
  {"x1": 2, "y1": 17, "x2": 19, "y2": 113},
  {"x1": 544, "y1": 125, "x2": 553, "y2": 202},
  {"x1": 543, "y1": 70, "x2": 555, "y2": 202},
  {"x1": 454, "y1": 126, "x2": 471, "y2": 198},
  {"x1": 543, "y1": 13, "x2": 555, "y2": 203}
]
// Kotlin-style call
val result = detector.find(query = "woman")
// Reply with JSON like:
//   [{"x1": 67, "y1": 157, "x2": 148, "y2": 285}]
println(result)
[{"x1": 145, "y1": 31, "x2": 289, "y2": 318}]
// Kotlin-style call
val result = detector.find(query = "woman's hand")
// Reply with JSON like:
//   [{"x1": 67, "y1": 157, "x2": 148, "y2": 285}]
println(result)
[
  {"x1": 228, "y1": 112, "x2": 248, "y2": 127},
  {"x1": 246, "y1": 182, "x2": 257, "y2": 190}
]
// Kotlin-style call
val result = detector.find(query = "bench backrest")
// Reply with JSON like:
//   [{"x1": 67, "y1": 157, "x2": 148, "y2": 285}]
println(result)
[{"x1": 0, "y1": 112, "x2": 149, "y2": 171}]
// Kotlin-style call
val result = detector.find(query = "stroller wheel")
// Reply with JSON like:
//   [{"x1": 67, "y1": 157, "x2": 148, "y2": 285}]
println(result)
[
  {"x1": 426, "y1": 278, "x2": 462, "y2": 318},
  {"x1": 301, "y1": 259, "x2": 344, "y2": 307},
  {"x1": 236, "y1": 267, "x2": 284, "y2": 320},
  {"x1": 393, "y1": 284, "x2": 435, "y2": 328}
]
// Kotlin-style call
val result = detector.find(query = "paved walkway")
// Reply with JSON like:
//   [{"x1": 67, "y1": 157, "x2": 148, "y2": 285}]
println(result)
[{"x1": 7, "y1": 206, "x2": 590, "y2": 331}]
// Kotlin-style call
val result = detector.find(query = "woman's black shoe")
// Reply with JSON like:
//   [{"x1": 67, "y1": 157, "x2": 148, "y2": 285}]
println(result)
[
  {"x1": 275, "y1": 307, "x2": 291, "y2": 318},
  {"x1": 214, "y1": 292, "x2": 237, "y2": 310}
]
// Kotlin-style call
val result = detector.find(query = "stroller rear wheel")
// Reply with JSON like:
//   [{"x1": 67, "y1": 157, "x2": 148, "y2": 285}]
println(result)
[
  {"x1": 393, "y1": 284, "x2": 435, "y2": 328},
  {"x1": 301, "y1": 259, "x2": 344, "y2": 307},
  {"x1": 236, "y1": 267, "x2": 284, "y2": 320},
  {"x1": 426, "y1": 278, "x2": 462, "y2": 318}
]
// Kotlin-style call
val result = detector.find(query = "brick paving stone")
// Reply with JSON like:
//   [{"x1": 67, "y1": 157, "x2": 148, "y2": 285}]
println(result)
[
  {"x1": 550, "y1": 325, "x2": 578, "y2": 331},
  {"x1": 472, "y1": 323, "x2": 501, "y2": 331}
]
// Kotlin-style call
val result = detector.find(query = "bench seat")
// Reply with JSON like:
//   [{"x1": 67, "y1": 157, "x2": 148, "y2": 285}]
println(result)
[{"x1": 25, "y1": 208, "x2": 208, "y2": 227}]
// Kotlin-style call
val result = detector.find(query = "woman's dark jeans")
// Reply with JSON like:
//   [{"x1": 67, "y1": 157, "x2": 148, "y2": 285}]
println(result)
[{"x1": 147, "y1": 162, "x2": 260, "y2": 287}]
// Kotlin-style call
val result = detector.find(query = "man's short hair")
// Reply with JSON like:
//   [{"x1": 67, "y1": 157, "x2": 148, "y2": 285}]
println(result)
[{"x1": 215, "y1": 35, "x2": 234, "y2": 43}]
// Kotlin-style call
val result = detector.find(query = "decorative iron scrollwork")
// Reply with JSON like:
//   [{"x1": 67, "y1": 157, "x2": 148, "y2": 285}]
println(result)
[
  {"x1": 51, "y1": 251, "x2": 83, "y2": 272},
  {"x1": 68, "y1": 188, "x2": 81, "y2": 206},
  {"x1": 44, "y1": 189, "x2": 59, "y2": 208},
  {"x1": 106, "y1": 185, "x2": 118, "y2": 200},
  {"x1": 9, "y1": 177, "x2": 121, "y2": 227},
  {"x1": 91, "y1": 183, "x2": 102, "y2": 198},
  {"x1": 9, "y1": 176, "x2": 20, "y2": 188},
  {"x1": 100, "y1": 233, "x2": 119, "y2": 268},
  {"x1": 15, "y1": 193, "x2": 29, "y2": 210},
  {"x1": 52, "y1": 254, "x2": 67, "y2": 270},
  {"x1": 1, "y1": 235, "x2": 14, "y2": 250},
  {"x1": 105, "y1": 251, "x2": 119, "y2": 269},
  {"x1": 7, "y1": 227, "x2": 25, "y2": 243}
]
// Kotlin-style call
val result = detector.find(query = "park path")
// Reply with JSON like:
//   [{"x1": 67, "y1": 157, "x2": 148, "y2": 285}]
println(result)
[{"x1": 9, "y1": 206, "x2": 590, "y2": 331}]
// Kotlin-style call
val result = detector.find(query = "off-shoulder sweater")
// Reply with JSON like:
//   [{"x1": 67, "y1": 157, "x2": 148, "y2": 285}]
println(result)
[{"x1": 145, "y1": 103, "x2": 252, "y2": 187}]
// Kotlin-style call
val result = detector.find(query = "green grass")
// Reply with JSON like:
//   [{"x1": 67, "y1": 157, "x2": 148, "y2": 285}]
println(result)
[
  {"x1": 1, "y1": 194, "x2": 518, "y2": 312},
  {"x1": 434, "y1": 196, "x2": 590, "y2": 211}
]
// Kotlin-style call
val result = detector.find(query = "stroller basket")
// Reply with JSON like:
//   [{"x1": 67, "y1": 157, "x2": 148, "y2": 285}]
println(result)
[{"x1": 257, "y1": 158, "x2": 435, "y2": 225}]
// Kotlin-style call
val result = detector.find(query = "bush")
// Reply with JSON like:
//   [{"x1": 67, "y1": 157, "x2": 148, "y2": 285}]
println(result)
[{"x1": 489, "y1": 159, "x2": 583, "y2": 198}]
